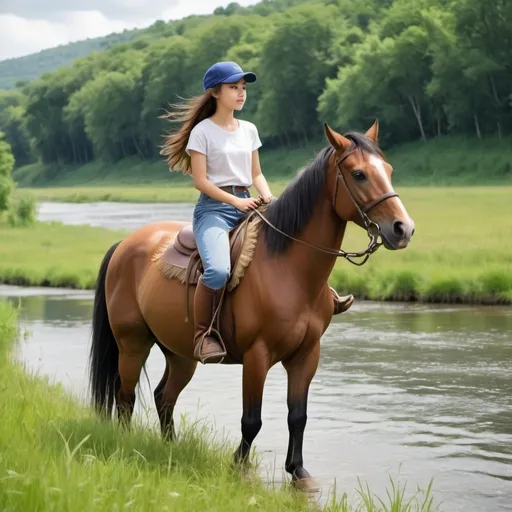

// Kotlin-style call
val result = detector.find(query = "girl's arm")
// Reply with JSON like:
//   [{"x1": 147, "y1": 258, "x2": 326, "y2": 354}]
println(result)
[{"x1": 251, "y1": 150, "x2": 273, "y2": 203}]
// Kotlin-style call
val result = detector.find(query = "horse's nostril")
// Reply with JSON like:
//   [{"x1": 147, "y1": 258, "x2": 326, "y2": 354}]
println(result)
[
  {"x1": 411, "y1": 227, "x2": 415, "y2": 237},
  {"x1": 393, "y1": 220, "x2": 405, "y2": 237}
]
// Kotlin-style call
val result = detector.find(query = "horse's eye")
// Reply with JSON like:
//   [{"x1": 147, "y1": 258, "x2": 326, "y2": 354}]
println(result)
[{"x1": 352, "y1": 171, "x2": 367, "y2": 182}]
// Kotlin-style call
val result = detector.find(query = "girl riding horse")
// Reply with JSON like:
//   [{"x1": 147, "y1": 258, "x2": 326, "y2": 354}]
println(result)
[{"x1": 160, "y1": 61, "x2": 354, "y2": 364}]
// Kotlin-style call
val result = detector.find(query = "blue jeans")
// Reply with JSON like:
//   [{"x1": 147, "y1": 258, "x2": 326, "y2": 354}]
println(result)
[{"x1": 193, "y1": 189, "x2": 248, "y2": 290}]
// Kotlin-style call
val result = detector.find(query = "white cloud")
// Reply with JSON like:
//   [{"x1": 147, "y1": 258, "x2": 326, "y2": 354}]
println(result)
[
  {"x1": 0, "y1": 0, "x2": 260, "y2": 61},
  {"x1": 0, "y1": 12, "x2": 138, "y2": 60},
  {"x1": 0, "y1": 1, "x2": 178, "y2": 21}
]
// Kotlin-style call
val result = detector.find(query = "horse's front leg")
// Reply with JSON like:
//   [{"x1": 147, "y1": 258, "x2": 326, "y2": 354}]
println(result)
[
  {"x1": 233, "y1": 339, "x2": 270, "y2": 466},
  {"x1": 282, "y1": 340, "x2": 320, "y2": 492}
]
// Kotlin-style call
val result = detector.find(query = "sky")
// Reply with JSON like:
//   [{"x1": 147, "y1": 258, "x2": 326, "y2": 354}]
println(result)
[{"x1": 0, "y1": 0, "x2": 259, "y2": 61}]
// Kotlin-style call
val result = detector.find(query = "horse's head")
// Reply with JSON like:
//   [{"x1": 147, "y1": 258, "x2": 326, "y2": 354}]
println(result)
[{"x1": 324, "y1": 121, "x2": 414, "y2": 250}]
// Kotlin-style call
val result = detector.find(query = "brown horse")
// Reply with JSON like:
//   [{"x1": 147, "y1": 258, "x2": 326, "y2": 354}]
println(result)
[{"x1": 89, "y1": 121, "x2": 414, "y2": 490}]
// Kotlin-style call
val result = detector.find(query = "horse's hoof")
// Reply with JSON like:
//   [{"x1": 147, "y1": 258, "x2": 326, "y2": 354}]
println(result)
[{"x1": 293, "y1": 477, "x2": 320, "y2": 493}]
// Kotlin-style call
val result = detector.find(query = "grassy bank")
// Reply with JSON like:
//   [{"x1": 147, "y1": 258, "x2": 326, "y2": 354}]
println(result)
[
  {"x1": 0, "y1": 221, "x2": 128, "y2": 289},
  {"x1": 0, "y1": 301, "x2": 306, "y2": 511},
  {"x1": 13, "y1": 136, "x2": 512, "y2": 195},
  {"x1": 0, "y1": 303, "x2": 437, "y2": 511},
  {"x1": 1, "y1": 187, "x2": 511, "y2": 304}
]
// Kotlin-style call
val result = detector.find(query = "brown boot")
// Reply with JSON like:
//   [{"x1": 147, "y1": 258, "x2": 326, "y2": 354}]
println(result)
[
  {"x1": 193, "y1": 277, "x2": 227, "y2": 364},
  {"x1": 330, "y1": 287, "x2": 354, "y2": 315}
]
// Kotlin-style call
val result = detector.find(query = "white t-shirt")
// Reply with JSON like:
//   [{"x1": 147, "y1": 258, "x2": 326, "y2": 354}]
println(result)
[{"x1": 185, "y1": 118, "x2": 262, "y2": 187}]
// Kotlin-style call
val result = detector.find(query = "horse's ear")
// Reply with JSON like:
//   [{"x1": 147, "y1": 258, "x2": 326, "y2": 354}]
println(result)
[
  {"x1": 365, "y1": 119, "x2": 379, "y2": 143},
  {"x1": 324, "y1": 123, "x2": 351, "y2": 151}
]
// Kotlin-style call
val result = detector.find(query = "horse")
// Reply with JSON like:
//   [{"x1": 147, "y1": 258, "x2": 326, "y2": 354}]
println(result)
[{"x1": 89, "y1": 121, "x2": 415, "y2": 491}]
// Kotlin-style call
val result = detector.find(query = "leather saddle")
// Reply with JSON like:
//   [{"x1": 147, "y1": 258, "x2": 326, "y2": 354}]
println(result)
[
  {"x1": 160, "y1": 216, "x2": 253, "y2": 286},
  {"x1": 167, "y1": 224, "x2": 202, "y2": 282}
]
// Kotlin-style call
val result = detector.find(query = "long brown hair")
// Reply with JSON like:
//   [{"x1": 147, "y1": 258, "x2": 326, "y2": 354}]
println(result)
[{"x1": 160, "y1": 85, "x2": 221, "y2": 174}]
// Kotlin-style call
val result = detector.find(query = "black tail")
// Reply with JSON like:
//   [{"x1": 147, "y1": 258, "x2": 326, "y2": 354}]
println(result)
[{"x1": 89, "y1": 241, "x2": 122, "y2": 417}]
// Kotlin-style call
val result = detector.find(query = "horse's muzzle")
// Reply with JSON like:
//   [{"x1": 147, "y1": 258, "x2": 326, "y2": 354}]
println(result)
[{"x1": 380, "y1": 218, "x2": 415, "y2": 250}]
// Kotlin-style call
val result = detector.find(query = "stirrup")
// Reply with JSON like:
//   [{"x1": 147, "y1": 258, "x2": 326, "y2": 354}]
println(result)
[
  {"x1": 331, "y1": 288, "x2": 354, "y2": 315},
  {"x1": 194, "y1": 328, "x2": 227, "y2": 364}
]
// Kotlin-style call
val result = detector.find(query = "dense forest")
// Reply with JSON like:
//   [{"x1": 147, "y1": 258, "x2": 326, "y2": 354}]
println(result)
[{"x1": 0, "y1": 0, "x2": 510, "y2": 171}]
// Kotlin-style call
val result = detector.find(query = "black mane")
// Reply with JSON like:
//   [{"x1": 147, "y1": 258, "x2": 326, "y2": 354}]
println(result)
[{"x1": 262, "y1": 132, "x2": 381, "y2": 256}]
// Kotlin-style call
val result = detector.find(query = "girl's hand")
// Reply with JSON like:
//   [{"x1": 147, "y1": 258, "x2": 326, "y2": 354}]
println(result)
[
  {"x1": 260, "y1": 194, "x2": 273, "y2": 204},
  {"x1": 234, "y1": 197, "x2": 262, "y2": 212}
]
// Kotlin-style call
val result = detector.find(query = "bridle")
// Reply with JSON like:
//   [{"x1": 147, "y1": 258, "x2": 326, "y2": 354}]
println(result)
[{"x1": 254, "y1": 144, "x2": 399, "y2": 266}]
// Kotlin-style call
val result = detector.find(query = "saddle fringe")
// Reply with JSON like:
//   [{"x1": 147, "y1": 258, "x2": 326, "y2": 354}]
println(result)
[
  {"x1": 151, "y1": 217, "x2": 261, "y2": 291},
  {"x1": 227, "y1": 217, "x2": 260, "y2": 291}
]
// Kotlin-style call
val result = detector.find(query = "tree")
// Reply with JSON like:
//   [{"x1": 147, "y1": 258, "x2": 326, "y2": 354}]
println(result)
[
  {"x1": 141, "y1": 37, "x2": 196, "y2": 155},
  {"x1": 450, "y1": 0, "x2": 512, "y2": 136},
  {"x1": 256, "y1": 5, "x2": 339, "y2": 146},
  {"x1": 77, "y1": 69, "x2": 146, "y2": 162},
  {"x1": 0, "y1": 132, "x2": 15, "y2": 214},
  {"x1": 0, "y1": 91, "x2": 33, "y2": 166}
]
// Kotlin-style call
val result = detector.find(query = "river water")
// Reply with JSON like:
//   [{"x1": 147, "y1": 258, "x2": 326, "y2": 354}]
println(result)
[{"x1": 2, "y1": 202, "x2": 511, "y2": 510}]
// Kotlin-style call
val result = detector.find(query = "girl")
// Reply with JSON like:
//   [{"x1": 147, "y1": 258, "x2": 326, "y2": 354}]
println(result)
[{"x1": 161, "y1": 61, "x2": 273, "y2": 364}]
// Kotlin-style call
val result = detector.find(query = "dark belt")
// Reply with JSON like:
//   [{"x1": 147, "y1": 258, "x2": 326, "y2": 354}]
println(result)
[{"x1": 219, "y1": 185, "x2": 249, "y2": 195}]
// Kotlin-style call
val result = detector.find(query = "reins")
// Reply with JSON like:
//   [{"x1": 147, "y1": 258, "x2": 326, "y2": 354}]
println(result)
[{"x1": 254, "y1": 144, "x2": 399, "y2": 266}]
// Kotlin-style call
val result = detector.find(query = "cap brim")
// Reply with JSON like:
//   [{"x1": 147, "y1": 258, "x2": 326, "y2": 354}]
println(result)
[{"x1": 220, "y1": 71, "x2": 257, "y2": 84}]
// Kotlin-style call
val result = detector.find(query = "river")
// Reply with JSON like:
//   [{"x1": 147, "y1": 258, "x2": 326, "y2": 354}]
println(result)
[{"x1": 2, "y1": 201, "x2": 511, "y2": 511}]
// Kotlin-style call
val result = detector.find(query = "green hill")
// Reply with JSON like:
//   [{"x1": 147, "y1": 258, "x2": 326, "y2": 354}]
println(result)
[{"x1": 0, "y1": 30, "x2": 142, "y2": 90}]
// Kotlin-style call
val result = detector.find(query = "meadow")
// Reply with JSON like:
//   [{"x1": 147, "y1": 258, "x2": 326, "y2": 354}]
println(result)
[
  {"x1": 1, "y1": 187, "x2": 511, "y2": 304},
  {"x1": 330, "y1": 187, "x2": 512, "y2": 304},
  {"x1": 0, "y1": 301, "x2": 437, "y2": 511}
]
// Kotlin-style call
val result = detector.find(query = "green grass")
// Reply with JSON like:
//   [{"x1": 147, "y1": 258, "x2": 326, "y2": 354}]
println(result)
[
  {"x1": 0, "y1": 221, "x2": 128, "y2": 289},
  {"x1": 331, "y1": 187, "x2": 512, "y2": 304},
  {"x1": 12, "y1": 136, "x2": 512, "y2": 194},
  {"x1": 25, "y1": 185, "x2": 203, "y2": 203},
  {"x1": 1, "y1": 187, "x2": 512, "y2": 303},
  {"x1": 0, "y1": 302, "x2": 437, "y2": 511}
]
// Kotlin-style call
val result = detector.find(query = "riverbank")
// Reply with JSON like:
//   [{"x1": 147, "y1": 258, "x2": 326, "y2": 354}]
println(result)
[
  {"x1": 0, "y1": 300, "x2": 439, "y2": 511},
  {"x1": 13, "y1": 135, "x2": 512, "y2": 193},
  {"x1": 0, "y1": 300, "x2": 305, "y2": 510},
  {"x1": 1, "y1": 186, "x2": 511, "y2": 304}
]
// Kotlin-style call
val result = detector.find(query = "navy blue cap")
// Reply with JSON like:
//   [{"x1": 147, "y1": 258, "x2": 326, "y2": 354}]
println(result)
[{"x1": 203, "y1": 61, "x2": 257, "y2": 92}]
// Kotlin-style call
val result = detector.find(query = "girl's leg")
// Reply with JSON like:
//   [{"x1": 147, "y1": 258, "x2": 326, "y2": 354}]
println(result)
[
  {"x1": 197, "y1": 217, "x2": 232, "y2": 290},
  {"x1": 192, "y1": 206, "x2": 232, "y2": 364}
]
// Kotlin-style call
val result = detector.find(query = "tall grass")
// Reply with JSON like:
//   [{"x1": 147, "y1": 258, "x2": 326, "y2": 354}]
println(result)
[
  {"x1": 7, "y1": 190, "x2": 37, "y2": 226},
  {"x1": 0, "y1": 301, "x2": 437, "y2": 511}
]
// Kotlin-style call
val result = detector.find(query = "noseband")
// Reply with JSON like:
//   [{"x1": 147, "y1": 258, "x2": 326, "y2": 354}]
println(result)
[{"x1": 254, "y1": 144, "x2": 399, "y2": 266}]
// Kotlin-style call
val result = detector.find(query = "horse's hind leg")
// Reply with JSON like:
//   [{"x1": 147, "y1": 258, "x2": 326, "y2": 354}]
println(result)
[
  {"x1": 154, "y1": 342, "x2": 197, "y2": 440},
  {"x1": 113, "y1": 322, "x2": 154, "y2": 426}
]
